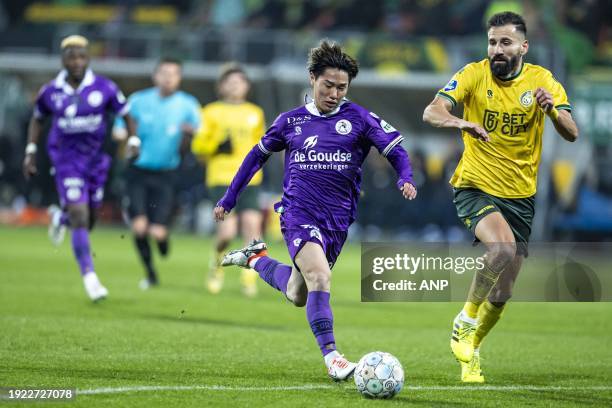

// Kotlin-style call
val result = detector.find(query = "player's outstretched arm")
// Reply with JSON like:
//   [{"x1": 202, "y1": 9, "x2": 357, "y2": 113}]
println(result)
[
  {"x1": 534, "y1": 87, "x2": 579, "y2": 142},
  {"x1": 423, "y1": 96, "x2": 490, "y2": 142},
  {"x1": 213, "y1": 144, "x2": 271, "y2": 222},
  {"x1": 22, "y1": 116, "x2": 43, "y2": 180},
  {"x1": 384, "y1": 144, "x2": 417, "y2": 201}
]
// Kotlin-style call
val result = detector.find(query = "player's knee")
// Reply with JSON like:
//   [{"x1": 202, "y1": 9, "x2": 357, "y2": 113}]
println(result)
[
  {"x1": 132, "y1": 217, "x2": 148, "y2": 236},
  {"x1": 302, "y1": 267, "x2": 330, "y2": 291},
  {"x1": 487, "y1": 242, "x2": 516, "y2": 271},
  {"x1": 67, "y1": 206, "x2": 88, "y2": 228},
  {"x1": 149, "y1": 226, "x2": 167, "y2": 241}
]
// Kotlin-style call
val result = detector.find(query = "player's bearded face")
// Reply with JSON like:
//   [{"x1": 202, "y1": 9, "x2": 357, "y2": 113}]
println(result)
[
  {"x1": 310, "y1": 68, "x2": 350, "y2": 113},
  {"x1": 487, "y1": 25, "x2": 527, "y2": 78},
  {"x1": 489, "y1": 53, "x2": 520, "y2": 77}
]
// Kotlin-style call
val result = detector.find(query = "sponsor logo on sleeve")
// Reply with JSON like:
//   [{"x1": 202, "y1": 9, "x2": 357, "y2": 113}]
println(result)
[
  {"x1": 443, "y1": 79, "x2": 458, "y2": 92},
  {"x1": 380, "y1": 120, "x2": 397, "y2": 133}
]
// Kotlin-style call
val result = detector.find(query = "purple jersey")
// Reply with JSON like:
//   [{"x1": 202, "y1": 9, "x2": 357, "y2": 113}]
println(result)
[
  {"x1": 35, "y1": 69, "x2": 129, "y2": 163},
  {"x1": 35, "y1": 69, "x2": 128, "y2": 208},
  {"x1": 219, "y1": 100, "x2": 413, "y2": 231}
]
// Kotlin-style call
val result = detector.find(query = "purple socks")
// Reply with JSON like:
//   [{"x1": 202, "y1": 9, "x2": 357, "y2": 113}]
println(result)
[
  {"x1": 252, "y1": 256, "x2": 291, "y2": 293},
  {"x1": 306, "y1": 291, "x2": 336, "y2": 356},
  {"x1": 253, "y1": 257, "x2": 336, "y2": 356},
  {"x1": 72, "y1": 227, "x2": 94, "y2": 276}
]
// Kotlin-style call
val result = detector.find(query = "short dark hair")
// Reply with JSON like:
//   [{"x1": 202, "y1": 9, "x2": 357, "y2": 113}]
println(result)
[
  {"x1": 487, "y1": 11, "x2": 527, "y2": 36},
  {"x1": 218, "y1": 63, "x2": 249, "y2": 84},
  {"x1": 156, "y1": 57, "x2": 182, "y2": 70},
  {"x1": 307, "y1": 40, "x2": 359, "y2": 82}
]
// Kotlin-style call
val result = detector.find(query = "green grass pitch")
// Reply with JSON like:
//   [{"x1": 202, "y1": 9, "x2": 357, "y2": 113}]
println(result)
[{"x1": 1, "y1": 226, "x2": 611, "y2": 407}]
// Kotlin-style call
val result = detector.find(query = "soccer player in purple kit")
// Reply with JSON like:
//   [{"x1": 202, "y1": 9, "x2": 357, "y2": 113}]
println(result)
[
  {"x1": 215, "y1": 41, "x2": 417, "y2": 380},
  {"x1": 22, "y1": 35, "x2": 137, "y2": 302}
]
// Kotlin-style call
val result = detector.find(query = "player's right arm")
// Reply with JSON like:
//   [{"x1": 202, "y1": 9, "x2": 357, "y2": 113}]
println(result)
[
  {"x1": 23, "y1": 85, "x2": 51, "y2": 179},
  {"x1": 214, "y1": 114, "x2": 286, "y2": 221},
  {"x1": 422, "y1": 64, "x2": 490, "y2": 142},
  {"x1": 423, "y1": 97, "x2": 489, "y2": 142}
]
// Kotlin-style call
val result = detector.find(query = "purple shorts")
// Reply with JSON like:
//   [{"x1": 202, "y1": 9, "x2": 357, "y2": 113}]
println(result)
[
  {"x1": 280, "y1": 212, "x2": 348, "y2": 270},
  {"x1": 51, "y1": 153, "x2": 111, "y2": 208}
]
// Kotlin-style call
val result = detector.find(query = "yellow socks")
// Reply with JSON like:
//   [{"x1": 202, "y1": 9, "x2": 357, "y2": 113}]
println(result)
[
  {"x1": 473, "y1": 301, "x2": 506, "y2": 348},
  {"x1": 463, "y1": 301, "x2": 480, "y2": 319}
]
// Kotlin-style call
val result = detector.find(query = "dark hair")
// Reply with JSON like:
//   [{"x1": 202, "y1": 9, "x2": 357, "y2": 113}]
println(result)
[
  {"x1": 307, "y1": 40, "x2": 359, "y2": 81},
  {"x1": 487, "y1": 11, "x2": 527, "y2": 36},
  {"x1": 156, "y1": 57, "x2": 182, "y2": 70},
  {"x1": 218, "y1": 63, "x2": 249, "y2": 84}
]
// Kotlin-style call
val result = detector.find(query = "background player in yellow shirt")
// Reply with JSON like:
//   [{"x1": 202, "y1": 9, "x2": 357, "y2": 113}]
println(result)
[
  {"x1": 423, "y1": 12, "x2": 579, "y2": 383},
  {"x1": 192, "y1": 65, "x2": 265, "y2": 297}
]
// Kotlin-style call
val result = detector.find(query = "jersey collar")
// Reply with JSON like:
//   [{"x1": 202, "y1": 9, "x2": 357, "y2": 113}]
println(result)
[
  {"x1": 304, "y1": 97, "x2": 348, "y2": 117},
  {"x1": 54, "y1": 69, "x2": 95, "y2": 95},
  {"x1": 495, "y1": 61, "x2": 524, "y2": 82}
]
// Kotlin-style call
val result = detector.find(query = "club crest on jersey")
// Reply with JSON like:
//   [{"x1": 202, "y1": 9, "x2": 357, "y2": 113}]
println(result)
[
  {"x1": 335, "y1": 119, "x2": 352, "y2": 135},
  {"x1": 487, "y1": 89, "x2": 493, "y2": 98},
  {"x1": 443, "y1": 79, "x2": 457, "y2": 91},
  {"x1": 302, "y1": 135, "x2": 318, "y2": 150},
  {"x1": 295, "y1": 126, "x2": 302, "y2": 135},
  {"x1": 520, "y1": 90, "x2": 533, "y2": 107},
  {"x1": 87, "y1": 90, "x2": 103, "y2": 107}
]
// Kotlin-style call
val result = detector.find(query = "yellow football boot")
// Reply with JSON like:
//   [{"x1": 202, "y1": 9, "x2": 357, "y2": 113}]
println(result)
[
  {"x1": 461, "y1": 351, "x2": 485, "y2": 383},
  {"x1": 450, "y1": 312, "x2": 478, "y2": 363}
]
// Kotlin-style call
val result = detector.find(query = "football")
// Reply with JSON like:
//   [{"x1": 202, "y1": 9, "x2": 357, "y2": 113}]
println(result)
[{"x1": 353, "y1": 351, "x2": 404, "y2": 399}]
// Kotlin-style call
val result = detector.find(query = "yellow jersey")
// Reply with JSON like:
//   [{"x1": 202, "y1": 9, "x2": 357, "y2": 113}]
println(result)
[
  {"x1": 437, "y1": 59, "x2": 572, "y2": 198},
  {"x1": 192, "y1": 101, "x2": 265, "y2": 187}
]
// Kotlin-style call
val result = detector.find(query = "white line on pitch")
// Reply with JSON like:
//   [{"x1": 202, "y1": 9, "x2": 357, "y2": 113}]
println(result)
[{"x1": 78, "y1": 384, "x2": 612, "y2": 395}]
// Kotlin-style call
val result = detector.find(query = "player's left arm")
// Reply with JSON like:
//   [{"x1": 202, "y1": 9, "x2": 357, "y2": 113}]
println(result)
[
  {"x1": 534, "y1": 87, "x2": 579, "y2": 142},
  {"x1": 365, "y1": 113, "x2": 417, "y2": 200},
  {"x1": 535, "y1": 72, "x2": 579, "y2": 142}
]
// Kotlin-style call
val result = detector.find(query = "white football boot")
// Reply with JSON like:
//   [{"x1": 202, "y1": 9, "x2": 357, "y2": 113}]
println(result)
[
  {"x1": 325, "y1": 351, "x2": 357, "y2": 381},
  {"x1": 83, "y1": 272, "x2": 108, "y2": 302},
  {"x1": 221, "y1": 240, "x2": 267, "y2": 268},
  {"x1": 47, "y1": 205, "x2": 66, "y2": 246}
]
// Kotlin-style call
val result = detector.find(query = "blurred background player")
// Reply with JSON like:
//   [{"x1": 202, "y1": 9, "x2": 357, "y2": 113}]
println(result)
[
  {"x1": 215, "y1": 41, "x2": 417, "y2": 380},
  {"x1": 22, "y1": 35, "x2": 136, "y2": 301},
  {"x1": 114, "y1": 58, "x2": 200, "y2": 289},
  {"x1": 192, "y1": 64, "x2": 265, "y2": 297},
  {"x1": 423, "y1": 11, "x2": 579, "y2": 383}
]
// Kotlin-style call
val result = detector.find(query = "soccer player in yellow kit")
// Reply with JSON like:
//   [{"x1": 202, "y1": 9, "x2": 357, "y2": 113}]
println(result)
[
  {"x1": 192, "y1": 65, "x2": 265, "y2": 297},
  {"x1": 423, "y1": 12, "x2": 579, "y2": 382}
]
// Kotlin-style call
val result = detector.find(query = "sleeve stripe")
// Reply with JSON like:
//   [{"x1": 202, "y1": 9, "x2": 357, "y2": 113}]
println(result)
[
  {"x1": 257, "y1": 141, "x2": 272, "y2": 155},
  {"x1": 555, "y1": 104, "x2": 572, "y2": 111},
  {"x1": 382, "y1": 136, "x2": 404, "y2": 157},
  {"x1": 437, "y1": 91, "x2": 457, "y2": 107}
]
